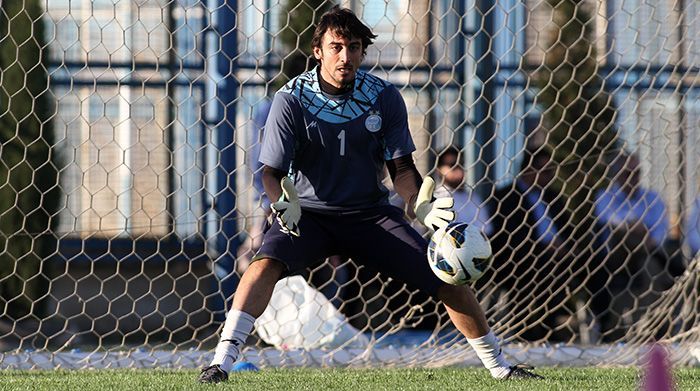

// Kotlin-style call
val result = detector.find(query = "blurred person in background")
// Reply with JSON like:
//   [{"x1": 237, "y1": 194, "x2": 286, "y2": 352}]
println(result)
[
  {"x1": 487, "y1": 148, "x2": 576, "y2": 342},
  {"x1": 591, "y1": 152, "x2": 670, "y2": 341},
  {"x1": 435, "y1": 147, "x2": 492, "y2": 236}
]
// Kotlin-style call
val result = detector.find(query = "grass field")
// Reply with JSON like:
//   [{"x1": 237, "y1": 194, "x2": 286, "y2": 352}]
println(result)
[{"x1": 2, "y1": 367, "x2": 700, "y2": 390}]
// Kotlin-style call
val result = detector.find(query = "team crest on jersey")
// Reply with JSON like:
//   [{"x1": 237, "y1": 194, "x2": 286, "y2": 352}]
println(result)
[{"x1": 365, "y1": 110, "x2": 382, "y2": 133}]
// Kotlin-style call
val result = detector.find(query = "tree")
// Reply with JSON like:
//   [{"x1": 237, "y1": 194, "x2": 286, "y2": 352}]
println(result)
[
  {"x1": 273, "y1": 0, "x2": 334, "y2": 90},
  {"x1": 533, "y1": 0, "x2": 619, "y2": 223},
  {"x1": 0, "y1": 0, "x2": 58, "y2": 322}
]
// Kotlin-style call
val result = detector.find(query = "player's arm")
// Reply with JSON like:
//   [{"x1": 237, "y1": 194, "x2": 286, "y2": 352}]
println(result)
[
  {"x1": 262, "y1": 165, "x2": 301, "y2": 236},
  {"x1": 387, "y1": 154, "x2": 454, "y2": 231},
  {"x1": 387, "y1": 155, "x2": 421, "y2": 215},
  {"x1": 259, "y1": 90, "x2": 305, "y2": 236},
  {"x1": 262, "y1": 165, "x2": 286, "y2": 202}
]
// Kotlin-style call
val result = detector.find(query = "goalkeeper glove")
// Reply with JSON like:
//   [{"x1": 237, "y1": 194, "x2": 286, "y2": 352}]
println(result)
[
  {"x1": 270, "y1": 177, "x2": 301, "y2": 237},
  {"x1": 414, "y1": 177, "x2": 455, "y2": 231}
]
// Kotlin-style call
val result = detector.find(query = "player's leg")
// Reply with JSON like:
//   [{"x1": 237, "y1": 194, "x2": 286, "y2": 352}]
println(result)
[
  {"x1": 199, "y1": 258, "x2": 284, "y2": 383},
  {"x1": 231, "y1": 258, "x2": 286, "y2": 317},
  {"x1": 437, "y1": 284, "x2": 489, "y2": 338},
  {"x1": 235, "y1": 213, "x2": 267, "y2": 274},
  {"x1": 436, "y1": 284, "x2": 540, "y2": 378},
  {"x1": 347, "y1": 206, "x2": 542, "y2": 379},
  {"x1": 200, "y1": 212, "x2": 334, "y2": 383}
]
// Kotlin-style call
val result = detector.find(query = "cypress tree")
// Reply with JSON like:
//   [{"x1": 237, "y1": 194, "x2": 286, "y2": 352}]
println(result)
[
  {"x1": 0, "y1": 0, "x2": 58, "y2": 322},
  {"x1": 273, "y1": 0, "x2": 334, "y2": 90},
  {"x1": 533, "y1": 0, "x2": 619, "y2": 223}
]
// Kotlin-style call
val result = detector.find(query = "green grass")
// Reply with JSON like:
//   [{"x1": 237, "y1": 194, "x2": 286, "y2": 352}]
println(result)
[{"x1": 2, "y1": 367, "x2": 700, "y2": 390}]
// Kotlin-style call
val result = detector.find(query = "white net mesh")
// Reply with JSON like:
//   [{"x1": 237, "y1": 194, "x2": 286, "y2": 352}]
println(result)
[{"x1": 1, "y1": 0, "x2": 700, "y2": 369}]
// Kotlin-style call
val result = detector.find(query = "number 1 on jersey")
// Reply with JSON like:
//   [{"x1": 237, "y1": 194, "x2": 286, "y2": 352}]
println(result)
[{"x1": 338, "y1": 130, "x2": 346, "y2": 156}]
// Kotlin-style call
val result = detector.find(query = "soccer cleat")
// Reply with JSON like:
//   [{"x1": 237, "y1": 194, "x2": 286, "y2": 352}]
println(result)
[
  {"x1": 504, "y1": 364, "x2": 544, "y2": 379},
  {"x1": 198, "y1": 364, "x2": 229, "y2": 384}
]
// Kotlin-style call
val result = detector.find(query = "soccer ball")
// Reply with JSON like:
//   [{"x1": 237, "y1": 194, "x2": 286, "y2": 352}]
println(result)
[{"x1": 427, "y1": 222, "x2": 493, "y2": 285}]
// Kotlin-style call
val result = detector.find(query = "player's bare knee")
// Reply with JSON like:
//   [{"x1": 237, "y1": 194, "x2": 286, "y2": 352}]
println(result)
[{"x1": 436, "y1": 284, "x2": 474, "y2": 306}]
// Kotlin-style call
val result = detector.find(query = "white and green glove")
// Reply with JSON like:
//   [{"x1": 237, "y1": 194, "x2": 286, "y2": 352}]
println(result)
[
  {"x1": 270, "y1": 177, "x2": 301, "y2": 237},
  {"x1": 414, "y1": 177, "x2": 455, "y2": 231}
]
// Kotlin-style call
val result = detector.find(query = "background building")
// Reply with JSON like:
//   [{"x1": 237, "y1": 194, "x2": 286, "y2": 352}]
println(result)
[{"x1": 0, "y1": 0, "x2": 699, "y2": 367}]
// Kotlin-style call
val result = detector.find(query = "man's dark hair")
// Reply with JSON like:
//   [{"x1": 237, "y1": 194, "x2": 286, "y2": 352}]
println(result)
[{"x1": 311, "y1": 5, "x2": 377, "y2": 57}]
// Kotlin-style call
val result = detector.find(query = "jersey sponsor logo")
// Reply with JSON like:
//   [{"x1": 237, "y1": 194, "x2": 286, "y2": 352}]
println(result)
[
  {"x1": 365, "y1": 110, "x2": 382, "y2": 133},
  {"x1": 279, "y1": 69, "x2": 388, "y2": 124}
]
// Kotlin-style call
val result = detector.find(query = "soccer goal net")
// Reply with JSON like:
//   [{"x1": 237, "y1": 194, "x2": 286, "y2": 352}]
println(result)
[{"x1": 2, "y1": 0, "x2": 700, "y2": 370}]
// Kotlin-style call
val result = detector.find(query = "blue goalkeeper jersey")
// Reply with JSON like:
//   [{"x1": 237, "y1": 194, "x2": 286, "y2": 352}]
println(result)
[{"x1": 259, "y1": 67, "x2": 416, "y2": 211}]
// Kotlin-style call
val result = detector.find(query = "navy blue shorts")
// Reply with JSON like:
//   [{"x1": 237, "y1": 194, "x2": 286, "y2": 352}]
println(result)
[{"x1": 252, "y1": 205, "x2": 445, "y2": 299}]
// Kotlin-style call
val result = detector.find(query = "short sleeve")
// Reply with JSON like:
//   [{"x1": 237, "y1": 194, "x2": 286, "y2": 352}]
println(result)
[
  {"x1": 259, "y1": 93, "x2": 302, "y2": 171},
  {"x1": 380, "y1": 86, "x2": 416, "y2": 160}
]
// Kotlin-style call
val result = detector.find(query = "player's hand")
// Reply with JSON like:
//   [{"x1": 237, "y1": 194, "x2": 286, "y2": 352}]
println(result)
[
  {"x1": 270, "y1": 177, "x2": 301, "y2": 236},
  {"x1": 414, "y1": 177, "x2": 455, "y2": 231}
]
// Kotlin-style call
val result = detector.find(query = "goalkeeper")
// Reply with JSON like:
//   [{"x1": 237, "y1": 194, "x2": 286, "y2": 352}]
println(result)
[{"x1": 200, "y1": 5, "x2": 541, "y2": 383}]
